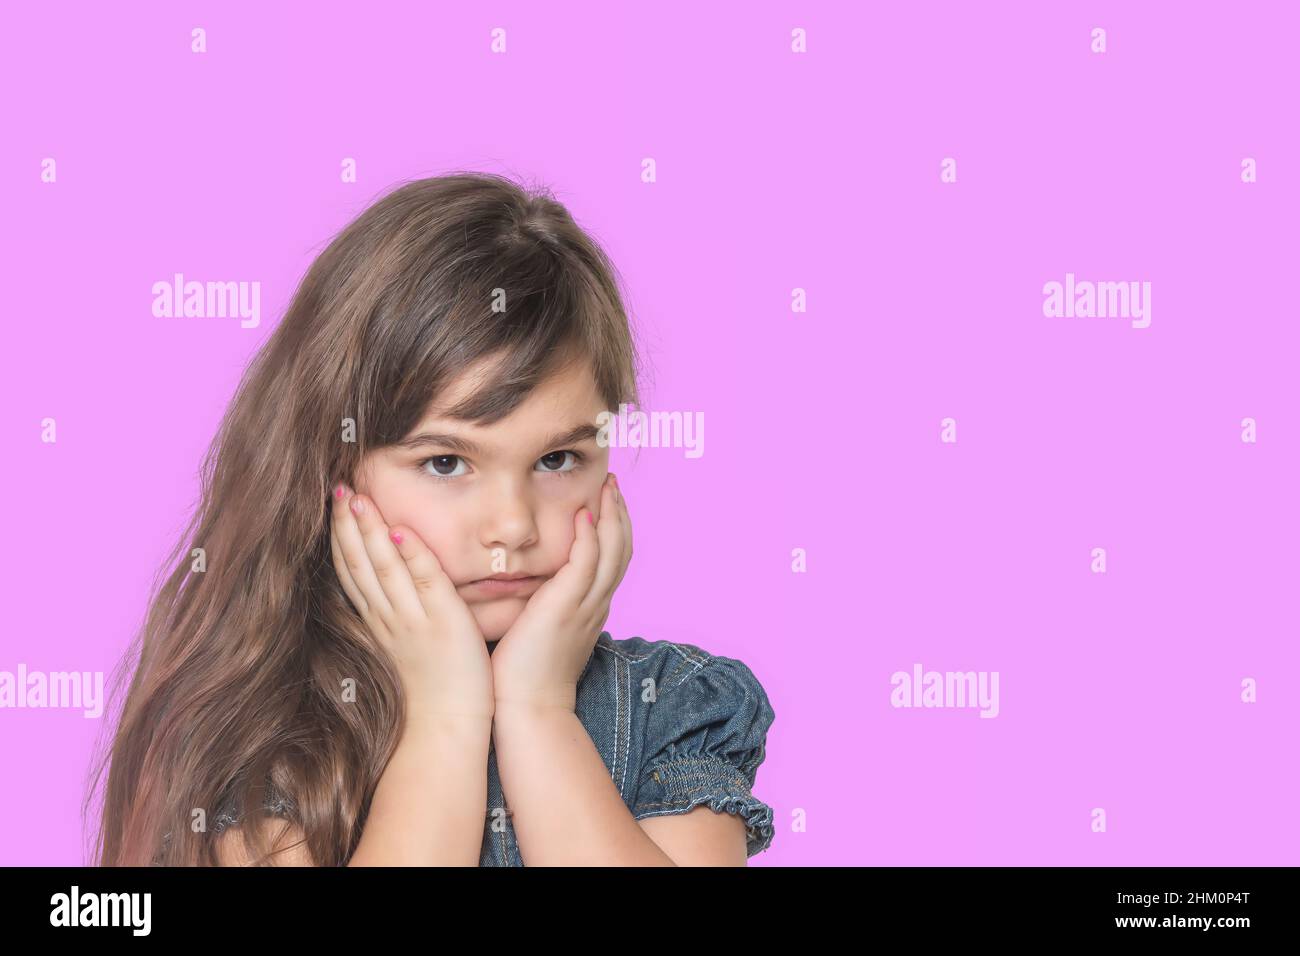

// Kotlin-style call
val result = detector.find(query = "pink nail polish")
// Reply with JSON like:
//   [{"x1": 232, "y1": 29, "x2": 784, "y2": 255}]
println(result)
[
  {"x1": 351, "y1": 496, "x2": 364, "y2": 516},
  {"x1": 390, "y1": 530, "x2": 403, "y2": 544},
  {"x1": 335, "y1": 484, "x2": 344, "y2": 500},
  {"x1": 586, "y1": 510, "x2": 594, "y2": 525}
]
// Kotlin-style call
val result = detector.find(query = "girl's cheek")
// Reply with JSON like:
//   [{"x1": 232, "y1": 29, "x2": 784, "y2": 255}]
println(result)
[
  {"x1": 397, "y1": 513, "x2": 459, "y2": 561},
  {"x1": 545, "y1": 509, "x2": 581, "y2": 554}
]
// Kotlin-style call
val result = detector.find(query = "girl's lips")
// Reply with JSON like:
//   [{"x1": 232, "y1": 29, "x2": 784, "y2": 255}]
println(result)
[{"x1": 462, "y1": 576, "x2": 543, "y2": 596}]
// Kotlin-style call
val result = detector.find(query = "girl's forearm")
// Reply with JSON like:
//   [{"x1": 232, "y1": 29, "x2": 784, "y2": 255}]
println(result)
[
  {"x1": 492, "y1": 703, "x2": 676, "y2": 866},
  {"x1": 347, "y1": 711, "x2": 493, "y2": 866}
]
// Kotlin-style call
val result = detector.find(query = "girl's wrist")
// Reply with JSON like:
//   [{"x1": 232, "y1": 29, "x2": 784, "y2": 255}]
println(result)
[
  {"x1": 403, "y1": 702, "x2": 496, "y2": 735},
  {"x1": 491, "y1": 689, "x2": 577, "y2": 716}
]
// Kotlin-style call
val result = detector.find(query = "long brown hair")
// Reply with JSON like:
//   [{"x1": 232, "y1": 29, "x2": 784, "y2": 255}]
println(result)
[{"x1": 86, "y1": 172, "x2": 645, "y2": 865}]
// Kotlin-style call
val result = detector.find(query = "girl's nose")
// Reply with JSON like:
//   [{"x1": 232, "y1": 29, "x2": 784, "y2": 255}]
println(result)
[{"x1": 476, "y1": 483, "x2": 539, "y2": 551}]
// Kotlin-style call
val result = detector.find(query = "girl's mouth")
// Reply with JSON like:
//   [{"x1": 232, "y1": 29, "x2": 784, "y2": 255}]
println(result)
[{"x1": 462, "y1": 575, "x2": 544, "y2": 596}]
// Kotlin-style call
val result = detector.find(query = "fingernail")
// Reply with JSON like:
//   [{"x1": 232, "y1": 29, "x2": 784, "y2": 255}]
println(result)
[
  {"x1": 351, "y1": 496, "x2": 365, "y2": 516},
  {"x1": 390, "y1": 530, "x2": 403, "y2": 545},
  {"x1": 586, "y1": 509, "x2": 594, "y2": 525},
  {"x1": 334, "y1": 483, "x2": 344, "y2": 500}
]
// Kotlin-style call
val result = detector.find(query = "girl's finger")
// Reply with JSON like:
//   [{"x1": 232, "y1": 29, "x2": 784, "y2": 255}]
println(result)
[
  {"x1": 387, "y1": 524, "x2": 460, "y2": 620},
  {"x1": 347, "y1": 492, "x2": 426, "y2": 628},
  {"x1": 330, "y1": 508, "x2": 369, "y2": 616},
  {"x1": 588, "y1": 476, "x2": 625, "y2": 603},
  {"x1": 551, "y1": 499, "x2": 601, "y2": 600},
  {"x1": 332, "y1": 485, "x2": 396, "y2": 627}
]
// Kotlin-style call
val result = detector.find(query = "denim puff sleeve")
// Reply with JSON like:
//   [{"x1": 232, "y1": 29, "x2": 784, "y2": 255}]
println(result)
[{"x1": 631, "y1": 653, "x2": 776, "y2": 858}]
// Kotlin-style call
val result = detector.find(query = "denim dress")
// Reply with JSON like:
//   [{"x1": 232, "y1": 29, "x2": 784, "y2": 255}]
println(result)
[
  {"x1": 199, "y1": 632, "x2": 776, "y2": 865},
  {"x1": 480, "y1": 632, "x2": 777, "y2": 865}
]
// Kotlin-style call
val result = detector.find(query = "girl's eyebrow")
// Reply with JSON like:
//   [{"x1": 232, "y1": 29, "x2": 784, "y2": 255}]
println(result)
[{"x1": 394, "y1": 422, "x2": 601, "y2": 456}]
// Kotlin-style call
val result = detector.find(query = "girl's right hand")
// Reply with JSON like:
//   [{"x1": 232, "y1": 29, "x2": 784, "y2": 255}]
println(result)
[{"x1": 329, "y1": 483, "x2": 495, "y2": 722}]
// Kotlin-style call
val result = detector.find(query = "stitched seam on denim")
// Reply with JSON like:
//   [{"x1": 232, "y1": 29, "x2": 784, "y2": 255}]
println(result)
[
  {"x1": 665, "y1": 643, "x2": 711, "y2": 670},
  {"x1": 598, "y1": 636, "x2": 715, "y2": 677},
  {"x1": 663, "y1": 774, "x2": 751, "y2": 791},
  {"x1": 613, "y1": 651, "x2": 628, "y2": 798},
  {"x1": 663, "y1": 651, "x2": 706, "y2": 690},
  {"x1": 650, "y1": 757, "x2": 753, "y2": 794},
  {"x1": 634, "y1": 796, "x2": 761, "y2": 809},
  {"x1": 599, "y1": 642, "x2": 639, "y2": 663},
  {"x1": 594, "y1": 633, "x2": 664, "y2": 670},
  {"x1": 594, "y1": 633, "x2": 646, "y2": 663},
  {"x1": 622, "y1": 656, "x2": 634, "y2": 798},
  {"x1": 498, "y1": 806, "x2": 509, "y2": 865},
  {"x1": 646, "y1": 780, "x2": 754, "y2": 799}
]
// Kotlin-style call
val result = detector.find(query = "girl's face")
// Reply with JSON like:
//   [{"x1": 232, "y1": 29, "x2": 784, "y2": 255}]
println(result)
[{"x1": 354, "y1": 355, "x2": 611, "y2": 642}]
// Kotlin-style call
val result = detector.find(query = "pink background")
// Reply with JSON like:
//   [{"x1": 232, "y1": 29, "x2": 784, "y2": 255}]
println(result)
[{"x1": 2, "y1": 1, "x2": 1297, "y2": 865}]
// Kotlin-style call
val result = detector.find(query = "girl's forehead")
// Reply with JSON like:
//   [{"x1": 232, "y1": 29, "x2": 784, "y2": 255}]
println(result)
[
  {"x1": 424, "y1": 353, "x2": 601, "y2": 421},
  {"x1": 404, "y1": 360, "x2": 606, "y2": 450}
]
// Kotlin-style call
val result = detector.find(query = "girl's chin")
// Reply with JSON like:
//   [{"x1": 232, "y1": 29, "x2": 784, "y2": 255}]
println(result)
[{"x1": 469, "y1": 598, "x2": 526, "y2": 642}]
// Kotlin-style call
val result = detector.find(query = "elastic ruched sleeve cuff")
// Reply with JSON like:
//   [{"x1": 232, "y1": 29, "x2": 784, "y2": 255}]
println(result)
[{"x1": 631, "y1": 653, "x2": 776, "y2": 858}]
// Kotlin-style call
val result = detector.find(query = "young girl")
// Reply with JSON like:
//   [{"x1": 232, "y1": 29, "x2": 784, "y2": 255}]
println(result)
[{"x1": 87, "y1": 172, "x2": 776, "y2": 866}]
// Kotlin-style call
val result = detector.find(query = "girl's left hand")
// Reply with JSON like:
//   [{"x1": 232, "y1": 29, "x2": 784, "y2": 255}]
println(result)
[{"x1": 490, "y1": 472, "x2": 631, "y2": 712}]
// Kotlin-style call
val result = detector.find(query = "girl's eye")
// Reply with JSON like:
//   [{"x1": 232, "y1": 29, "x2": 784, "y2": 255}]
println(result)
[
  {"x1": 536, "y1": 450, "x2": 584, "y2": 475},
  {"x1": 420, "y1": 455, "x2": 468, "y2": 480},
  {"x1": 419, "y1": 449, "x2": 585, "y2": 481}
]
